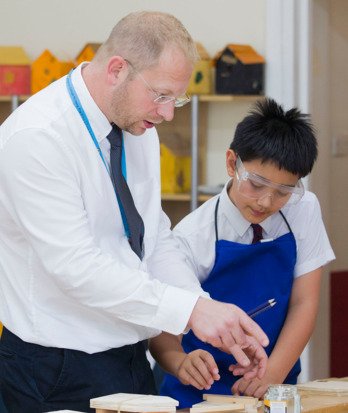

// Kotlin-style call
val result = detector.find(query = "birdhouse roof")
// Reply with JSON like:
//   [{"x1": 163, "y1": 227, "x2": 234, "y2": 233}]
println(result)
[
  {"x1": 215, "y1": 44, "x2": 265, "y2": 64},
  {"x1": 0, "y1": 46, "x2": 31, "y2": 65},
  {"x1": 32, "y1": 49, "x2": 58, "y2": 63},
  {"x1": 195, "y1": 42, "x2": 210, "y2": 60}
]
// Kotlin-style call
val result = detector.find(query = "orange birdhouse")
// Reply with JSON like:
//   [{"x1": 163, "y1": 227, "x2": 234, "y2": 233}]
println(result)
[
  {"x1": 31, "y1": 49, "x2": 74, "y2": 94},
  {"x1": 75, "y1": 43, "x2": 101, "y2": 66}
]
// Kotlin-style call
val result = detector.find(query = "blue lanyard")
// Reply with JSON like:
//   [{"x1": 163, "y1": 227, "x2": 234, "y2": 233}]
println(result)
[{"x1": 66, "y1": 69, "x2": 130, "y2": 237}]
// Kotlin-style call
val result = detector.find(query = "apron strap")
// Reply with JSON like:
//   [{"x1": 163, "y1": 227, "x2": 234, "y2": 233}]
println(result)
[
  {"x1": 214, "y1": 199, "x2": 294, "y2": 242},
  {"x1": 279, "y1": 210, "x2": 293, "y2": 233},
  {"x1": 214, "y1": 197, "x2": 220, "y2": 242}
]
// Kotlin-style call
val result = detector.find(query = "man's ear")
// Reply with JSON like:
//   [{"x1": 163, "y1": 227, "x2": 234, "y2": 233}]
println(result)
[
  {"x1": 106, "y1": 56, "x2": 128, "y2": 86},
  {"x1": 226, "y1": 149, "x2": 237, "y2": 177}
]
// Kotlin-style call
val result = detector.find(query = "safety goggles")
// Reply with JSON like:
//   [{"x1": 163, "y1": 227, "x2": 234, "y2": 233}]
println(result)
[{"x1": 235, "y1": 156, "x2": 305, "y2": 205}]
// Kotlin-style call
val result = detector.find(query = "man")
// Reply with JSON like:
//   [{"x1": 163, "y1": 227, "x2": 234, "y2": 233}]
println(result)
[{"x1": 0, "y1": 11, "x2": 268, "y2": 413}]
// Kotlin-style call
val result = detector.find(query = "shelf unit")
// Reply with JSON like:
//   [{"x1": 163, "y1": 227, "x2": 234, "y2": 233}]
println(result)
[{"x1": 157, "y1": 93, "x2": 261, "y2": 226}]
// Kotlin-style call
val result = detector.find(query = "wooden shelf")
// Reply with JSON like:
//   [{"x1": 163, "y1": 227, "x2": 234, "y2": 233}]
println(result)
[
  {"x1": 161, "y1": 192, "x2": 213, "y2": 227},
  {"x1": 0, "y1": 95, "x2": 29, "y2": 102},
  {"x1": 197, "y1": 94, "x2": 262, "y2": 103},
  {"x1": 161, "y1": 193, "x2": 212, "y2": 202}
]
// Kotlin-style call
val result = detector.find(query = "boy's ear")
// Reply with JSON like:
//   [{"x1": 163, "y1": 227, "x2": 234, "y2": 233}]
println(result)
[{"x1": 226, "y1": 149, "x2": 237, "y2": 177}]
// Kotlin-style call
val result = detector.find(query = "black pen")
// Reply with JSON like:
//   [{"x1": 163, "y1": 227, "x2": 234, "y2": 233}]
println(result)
[{"x1": 247, "y1": 298, "x2": 276, "y2": 319}]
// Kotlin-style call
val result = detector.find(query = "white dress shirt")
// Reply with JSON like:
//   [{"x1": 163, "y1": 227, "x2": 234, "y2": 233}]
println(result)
[
  {"x1": 174, "y1": 181, "x2": 335, "y2": 283},
  {"x1": 0, "y1": 64, "x2": 204, "y2": 353}
]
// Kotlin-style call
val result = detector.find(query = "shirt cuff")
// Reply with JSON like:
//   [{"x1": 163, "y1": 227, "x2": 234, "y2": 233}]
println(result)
[{"x1": 151, "y1": 285, "x2": 200, "y2": 335}]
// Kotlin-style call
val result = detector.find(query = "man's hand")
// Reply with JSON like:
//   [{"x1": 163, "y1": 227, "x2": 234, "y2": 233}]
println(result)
[{"x1": 187, "y1": 298, "x2": 269, "y2": 374}]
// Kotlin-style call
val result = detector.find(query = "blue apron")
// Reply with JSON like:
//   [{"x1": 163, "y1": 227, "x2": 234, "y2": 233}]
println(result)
[{"x1": 161, "y1": 198, "x2": 301, "y2": 408}]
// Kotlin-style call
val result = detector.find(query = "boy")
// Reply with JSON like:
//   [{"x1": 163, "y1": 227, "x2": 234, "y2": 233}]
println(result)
[{"x1": 149, "y1": 98, "x2": 335, "y2": 407}]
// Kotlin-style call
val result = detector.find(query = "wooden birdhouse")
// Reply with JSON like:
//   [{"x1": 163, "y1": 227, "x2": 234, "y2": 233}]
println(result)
[
  {"x1": 60, "y1": 60, "x2": 75, "y2": 77},
  {"x1": 187, "y1": 42, "x2": 212, "y2": 95},
  {"x1": 75, "y1": 43, "x2": 101, "y2": 66},
  {"x1": 31, "y1": 49, "x2": 74, "y2": 94},
  {"x1": 215, "y1": 44, "x2": 265, "y2": 95},
  {"x1": 160, "y1": 133, "x2": 191, "y2": 194},
  {"x1": 0, "y1": 46, "x2": 31, "y2": 95}
]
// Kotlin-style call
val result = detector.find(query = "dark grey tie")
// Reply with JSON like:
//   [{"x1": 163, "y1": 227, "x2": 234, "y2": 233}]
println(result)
[
  {"x1": 251, "y1": 223, "x2": 263, "y2": 244},
  {"x1": 107, "y1": 124, "x2": 144, "y2": 259}
]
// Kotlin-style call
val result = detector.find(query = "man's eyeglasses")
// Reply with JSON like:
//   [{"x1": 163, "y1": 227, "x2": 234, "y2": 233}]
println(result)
[
  {"x1": 125, "y1": 59, "x2": 191, "y2": 108},
  {"x1": 234, "y1": 156, "x2": 305, "y2": 205}
]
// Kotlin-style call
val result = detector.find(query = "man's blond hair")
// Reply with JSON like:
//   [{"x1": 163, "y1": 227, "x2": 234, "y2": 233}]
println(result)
[{"x1": 94, "y1": 11, "x2": 198, "y2": 70}]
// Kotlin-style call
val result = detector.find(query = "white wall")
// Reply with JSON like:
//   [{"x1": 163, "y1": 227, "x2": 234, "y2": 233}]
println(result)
[
  {"x1": 328, "y1": 0, "x2": 348, "y2": 272},
  {"x1": 1, "y1": 0, "x2": 266, "y2": 61},
  {"x1": 1, "y1": 0, "x2": 266, "y2": 186}
]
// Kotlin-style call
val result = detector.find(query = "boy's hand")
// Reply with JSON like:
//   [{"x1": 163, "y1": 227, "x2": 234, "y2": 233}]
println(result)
[
  {"x1": 176, "y1": 349, "x2": 220, "y2": 390},
  {"x1": 231, "y1": 370, "x2": 282, "y2": 399}
]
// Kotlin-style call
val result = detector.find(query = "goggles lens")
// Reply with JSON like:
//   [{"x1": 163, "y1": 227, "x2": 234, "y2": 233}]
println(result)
[{"x1": 235, "y1": 157, "x2": 304, "y2": 205}]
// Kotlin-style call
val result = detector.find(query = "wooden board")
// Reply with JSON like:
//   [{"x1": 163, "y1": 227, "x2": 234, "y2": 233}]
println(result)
[
  {"x1": 301, "y1": 394, "x2": 348, "y2": 413},
  {"x1": 298, "y1": 380, "x2": 348, "y2": 396}
]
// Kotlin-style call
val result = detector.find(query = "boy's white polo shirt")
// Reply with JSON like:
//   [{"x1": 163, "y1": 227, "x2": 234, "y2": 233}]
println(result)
[{"x1": 173, "y1": 180, "x2": 335, "y2": 283}]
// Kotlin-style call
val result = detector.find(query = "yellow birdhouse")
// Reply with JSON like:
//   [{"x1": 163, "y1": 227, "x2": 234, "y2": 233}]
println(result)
[
  {"x1": 187, "y1": 42, "x2": 212, "y2": 95},
  {"x1": 160, "y1": 134, "x2": 191, "y2": 194}
]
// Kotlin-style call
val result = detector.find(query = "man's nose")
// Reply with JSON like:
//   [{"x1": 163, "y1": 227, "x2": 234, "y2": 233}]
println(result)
[{"x1": 156, "y1": 102, "x2": 175, "y2": 122}]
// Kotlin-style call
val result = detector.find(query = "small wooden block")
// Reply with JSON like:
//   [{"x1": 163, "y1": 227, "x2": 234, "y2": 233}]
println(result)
[
  {"x1": 203, "y1": 395, "x2": 258, "y2": 406},
  {"x1": 95, "y1": 410, "x2": 117, "y2": 413},
  {"x1": 190, "y1": 401, "x2": 244, "y2": 413},
  {"x1": 94, "y1": 409, "x2": 167, "y2": 413}
]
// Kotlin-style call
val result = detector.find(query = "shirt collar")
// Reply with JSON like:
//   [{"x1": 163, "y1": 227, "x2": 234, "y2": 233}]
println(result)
[
  {"x1": 219, "y1": 179, "x2": 273, "y2": 237},
  {"x1": 70, "y1": 62, "x2": 112, "y2": 143}
]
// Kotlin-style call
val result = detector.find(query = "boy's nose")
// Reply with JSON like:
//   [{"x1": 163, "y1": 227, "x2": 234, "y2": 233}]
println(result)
[{"x1": 257, "y1": 193, "x2": 273, "y2": 207}]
